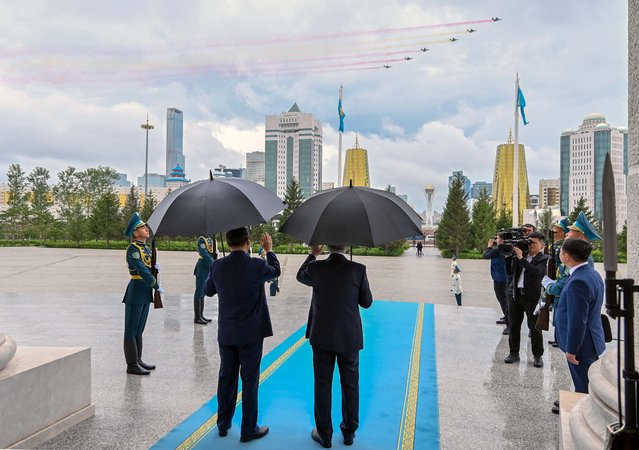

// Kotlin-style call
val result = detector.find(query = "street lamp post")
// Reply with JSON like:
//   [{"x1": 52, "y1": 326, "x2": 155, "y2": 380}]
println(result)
[{"x1": 140, "y1": 115, "x2": 154, "y2": 201}]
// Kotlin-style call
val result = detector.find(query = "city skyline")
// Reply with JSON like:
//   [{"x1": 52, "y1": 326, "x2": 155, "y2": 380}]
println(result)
[{"x1": 0, "y1": 1, "x2": 628, "y2": 212}]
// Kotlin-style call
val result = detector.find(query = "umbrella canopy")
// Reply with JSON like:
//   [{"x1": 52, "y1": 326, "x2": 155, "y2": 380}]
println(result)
[
  {"x1": 279, "y1": 185, "x2": 423, "y2": 246},
  {"x1": 147, "y1": 177, "x2": 285, "y2": 237}
]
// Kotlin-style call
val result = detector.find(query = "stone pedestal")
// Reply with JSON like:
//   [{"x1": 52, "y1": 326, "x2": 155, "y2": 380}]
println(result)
[
  {"x1": 0, "y1": 347, "x2": 95, "y2": 449},
  {"x1": 560, "y1": 349, "x2": 636, "y2": 449}
]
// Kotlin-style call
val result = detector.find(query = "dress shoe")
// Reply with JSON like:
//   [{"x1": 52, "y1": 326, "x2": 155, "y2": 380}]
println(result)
[
  {"x1": 240, "y1": 425, "x2": 269, "y2": 443},
  {"x1": 343, "y1": 433, "x2": 354, "y2": 446},
  {"x1": 311, "y1": 428, "x2": 331, "y2": 448},
  {"x1": 496, "y1": 317, "x2": 507, "y2": 325},
  {"x1": 552, "y1": 405, "x2": 560, "y2": 414},
  {"x1": 138, "y1": 360, "x2": 156, "y2": 370},
  {"x1": 502, "y1": 328, "x2": 510, "y2": 335},
  {"x1": 194, "y1": 317, "x2": 208, "y2": 325},
  {"x1": 218, "y1": 423, "x2": 231, "y2": 437},
  {"x1": 533, "y1": 356, "x2": 544, "y2": 368},
  {"x1": 504, "y1": 353, "x2": 520, "y2": 364},
  {"x1": 528, "y1": 330, "x2": 532, "y2": 338},
  {"x1": 554, "y1": 400, "x2": 560, "y2": 407},
  {"x1": 551, "y1": 341, "x2": 559, "y2": 348}
]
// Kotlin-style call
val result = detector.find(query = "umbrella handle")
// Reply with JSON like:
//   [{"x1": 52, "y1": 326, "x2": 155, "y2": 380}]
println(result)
[
  {"x1": 219, "y1": 233, "x2": 226, "y2": 257},
  {"x1": 350, "y1": 246, "x2": 353, "y2": 261}
]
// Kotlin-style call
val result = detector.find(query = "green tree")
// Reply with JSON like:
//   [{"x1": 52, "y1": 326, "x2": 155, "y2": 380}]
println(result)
[
  {"x1": 88, "y1": 191, "x2": 121, "y2": 243},
  {"x1": 0, "y1": 164, "x2": 29, "y2": 239},
  {"x1": 54, "y1": 167, "x2": 87, "y2": 244},
  {"x1": 81, "y1": 166, "x2": 119, "y2": 214},
  {"x1": 27, "y1": 167, "x2": 54, "y2": 240},
  {"x1": 279, "y1": 177, "x2": 305, "y2": 243},
  {"x1": 470, "y1": 188, "x2": 496, "y2": 251},
  {"x1": 568, "y1": 196, "x2": 596, "y2": 224},
  {"x1": 140, "y1": 190, "x2": 158, "y2": 222},
  {"x1": 122, "y1": 185, "x2": 140, "y2": 229},
  {"x1": 436, "y1": 175, "x2": 471, "y2": 255},
  {"x1": 495, "y1": 203, "x2": 512, "y2": 232},
  {"x1": 536, "y1": 207, "x2": 553, "y2": 239},
  {"x1": 617, "y1": 223, "x2": 627, "y2": 257}
]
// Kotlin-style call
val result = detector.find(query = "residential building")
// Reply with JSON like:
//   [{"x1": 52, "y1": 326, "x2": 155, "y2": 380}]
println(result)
[
  {"x1": 214, "y1": 164, "x2": 244, "y2": 179},
  {"x1": 539, "y1": 178, "x2": 560, "y2": 208},
  {"x1": 560, "y1": 113, "x2": 627, "y2": 229},
  {"x1": 530, "y1": 194, "x2": 540, "y2": 209},
  {"x1": 166, "y1": 108, "x2": 185, "y2": 178},
  {"x1": 115, "y1": 173, "x2": 131, "y2": 187},
  {"x1": 265, "y1": 103, "x2": 323, "y2": 199},
  {"x1": 449, "y1": 170, "x2": 472, "y2": 209},
  {"x1": 321, "y1": 182, "x2": 335, "y2": 190},
  {"x1": 137, "y1": 173, "x2": 166, "y2": 189},
  {"x1": 246, "y1": 151, "x2": 265, "y2": 185}
]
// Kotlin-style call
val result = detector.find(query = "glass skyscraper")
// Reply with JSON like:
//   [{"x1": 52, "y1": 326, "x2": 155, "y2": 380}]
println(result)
[
  {"x1": 166, "y1": 108, "x2": 185, "y2": 178},
  {"x1": 265, "y1": 103, "x2": 322, "y2": 199}
]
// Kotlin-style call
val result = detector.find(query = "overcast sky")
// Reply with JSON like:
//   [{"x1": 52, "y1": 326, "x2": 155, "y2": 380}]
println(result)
[{"x1": 0, "y1": 1, "x2": 628, "y2": 212}]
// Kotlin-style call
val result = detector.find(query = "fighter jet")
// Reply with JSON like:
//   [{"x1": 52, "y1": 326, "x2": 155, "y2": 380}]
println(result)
[
  {"x1": 467, "y1": 28, "x2": 476, "y2": 33},
  {"x1": 420, "y1": 48, "x2": 430, "y2": 52},
  {"x1": 404, "y1": 57, "x2": 413, "y2": 61},
  {"x1": 449, "y1": 37, "x2": 458, "y2": 42},
  {"x1": 492, "y1": 17, "x2": 501, "y2": 21},
  {"x1": 383, "y1": 65, "x2": 392, "y2": 68}
]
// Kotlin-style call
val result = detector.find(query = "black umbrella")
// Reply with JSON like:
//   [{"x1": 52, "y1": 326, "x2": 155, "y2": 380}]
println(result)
[
  {"x1": 279, "y1": 184, "x2": 423, "y2": 247},
  {"x1": 147, "y1": 174, "x2": 285, "y2": 237}
]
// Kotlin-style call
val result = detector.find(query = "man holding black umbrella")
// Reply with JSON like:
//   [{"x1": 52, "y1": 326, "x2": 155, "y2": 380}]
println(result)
[
  {"x1": 297, "y1": 244, "x2": 373, "y2": 448},
  {"x1": 204, "y1": 227, "x2": 280, "y2": 442}
]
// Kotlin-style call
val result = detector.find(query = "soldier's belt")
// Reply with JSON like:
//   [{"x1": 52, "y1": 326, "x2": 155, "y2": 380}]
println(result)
[{"x1": 130, "y1": 275, "x2": 143, "y2": 280}]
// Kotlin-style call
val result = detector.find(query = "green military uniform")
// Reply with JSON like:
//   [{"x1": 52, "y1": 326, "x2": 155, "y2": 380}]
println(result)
[
  {"x1": 122, "y1": 212, "x2": 158, "y2": 375},
  {"x1": 193, "y1": 236, "x2": 217, "y2": 324}
]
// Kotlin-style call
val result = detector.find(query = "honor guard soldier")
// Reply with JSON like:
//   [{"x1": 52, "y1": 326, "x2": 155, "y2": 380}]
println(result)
[
  {"x1": 194, "y1": 236, "x2": 217, "y2": 324},
  {"x1": 122, "y1": 212, "x2": 163, "y2": 375}
]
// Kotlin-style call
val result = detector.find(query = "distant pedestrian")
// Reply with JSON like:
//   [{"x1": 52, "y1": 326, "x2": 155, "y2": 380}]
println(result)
[
  {"x1": 451, "y1": 266, "x2": 462, "y2": 306},
  {"x1": 450, "y1": 255, "x2": 458, "y2": 276},
  {"x1": 416, "y1": 241, "x2": 423, "y2": 257}
]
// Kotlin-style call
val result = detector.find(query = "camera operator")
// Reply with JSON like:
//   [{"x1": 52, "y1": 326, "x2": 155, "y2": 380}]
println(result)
[
  {"x1": 504, "y1": 231, "x2": 549, "y2": 368},
  {"x1": 483, "y1": 234, "x2": 509, "y2": 331}
]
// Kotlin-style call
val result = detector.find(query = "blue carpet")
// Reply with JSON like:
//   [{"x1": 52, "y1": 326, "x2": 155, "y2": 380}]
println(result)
[{"x1": 153, "y1": 301, "x2": 439, "y2": 450}]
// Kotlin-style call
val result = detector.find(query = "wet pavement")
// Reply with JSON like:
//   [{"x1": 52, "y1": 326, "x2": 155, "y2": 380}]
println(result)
[{"x1": 0, "y1": 246, "x2": 621, "y2": 449}]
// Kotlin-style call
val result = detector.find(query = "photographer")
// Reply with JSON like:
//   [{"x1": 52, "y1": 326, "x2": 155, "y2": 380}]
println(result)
[
  {"x1": 504, "y1": 231, "x2": 549, "y2": 368},
  {"x1": 483, "y1": 234, "x2": 509, "y2": 331}
]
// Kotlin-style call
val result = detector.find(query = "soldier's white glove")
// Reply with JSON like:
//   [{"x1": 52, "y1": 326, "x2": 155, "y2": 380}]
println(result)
[
  {"x1": 154, "y1": 263, "x2": 160, "y2": 271},
  {"x1": 157, "y1": 286, "x2": 165, "y2": 295},
  {"x1": 541, "y1": 276, "x2": 553, "y2": 290}
]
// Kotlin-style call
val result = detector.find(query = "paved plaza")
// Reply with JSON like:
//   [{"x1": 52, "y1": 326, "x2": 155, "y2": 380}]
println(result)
[{"x1": 0, "y1": 246, "x2": 624, "y2": 449}]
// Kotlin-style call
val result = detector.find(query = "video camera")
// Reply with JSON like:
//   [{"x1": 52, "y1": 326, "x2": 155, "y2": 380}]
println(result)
[{"x1": 497, "y1": 227, "x2": 532, "y2": 258}]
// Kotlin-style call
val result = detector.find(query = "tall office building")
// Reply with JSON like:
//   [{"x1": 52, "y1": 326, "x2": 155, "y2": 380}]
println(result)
[
  {"x1": 166, "y1": 108, "x2": 185, "y2": 178},
  {"x1": 539, "y1": 178, "x2": 560, "y2": 208},
  {"x1": 448, "y1": 170, "x2": 472, "y2": 208},
  {"x1": 471, "y1": 181, "x2": 492, "y2": 199},
  {"x1": 265, "y1": 103, "x2": 323, "y2": 199},
  {"x1": 246, "y1": 151, "x2": 265, "y2": 185},
  {"x1": 492, "y1": 129, "x2": 530, "y2": 223},
  {"x1": 342, "y1": 135, "x2": 370, "y2": 187},
  {"x1": 559, "y1": 113, "x2": 627, "y2": 229}
]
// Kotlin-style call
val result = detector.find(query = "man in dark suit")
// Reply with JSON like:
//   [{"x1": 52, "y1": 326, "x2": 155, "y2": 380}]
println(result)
[
  {"x1": 204, "y1": 227, "x2": 280, "y2": 442},
  {"x1": 554, "y1": 238, "x2": 606, "y2": 393},
  {"x1": 504, "y1": 231, "x2": 549, "y2": 368},
  {"x1": 297, "y1": 244, "x2": 373, "y2": 448}
]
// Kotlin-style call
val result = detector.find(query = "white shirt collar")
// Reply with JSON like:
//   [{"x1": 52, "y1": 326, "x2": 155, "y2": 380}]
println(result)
[{"x1": 569, "y1": 261, "x2": 589, "y2": 275}]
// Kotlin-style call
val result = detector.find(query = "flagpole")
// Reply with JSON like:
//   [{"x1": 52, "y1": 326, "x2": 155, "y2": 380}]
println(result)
[
  {"x1": 338, "y1": 84, "x2": 343, "y2": 187},
  {"x1": 513, "y1": 74, "x2": 520, "y2": 227}
]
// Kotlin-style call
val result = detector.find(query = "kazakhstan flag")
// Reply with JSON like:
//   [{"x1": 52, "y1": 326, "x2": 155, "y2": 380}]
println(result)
[
  {"x1": 518, "y1": 87, "x2": 529, "y2": 125},
  {"x1": 338, "y1": 97, "x2": 345, "y2": 132}
]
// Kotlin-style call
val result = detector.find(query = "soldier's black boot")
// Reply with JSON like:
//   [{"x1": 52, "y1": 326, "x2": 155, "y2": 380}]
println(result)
[
  {"x1": 194, "y1": 299, "x2": 207, "y2": 325},
  {"x1": 136, "y1": 335, "x2": 156, "y2": 370},
  {"x1": 200, "y1": 298, "x2": 212, "y2": 322},
  {"x1": 124, "y1": 340, "x2": 150, "y2": 375}
]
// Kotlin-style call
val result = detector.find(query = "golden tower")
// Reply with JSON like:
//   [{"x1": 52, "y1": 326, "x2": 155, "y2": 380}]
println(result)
[
  {"x1": 492, "y1": 129, "x2": 530, "y2": 224},
  {"x1": 342, "y1": 134, "x2": 370, "y2": 187}
]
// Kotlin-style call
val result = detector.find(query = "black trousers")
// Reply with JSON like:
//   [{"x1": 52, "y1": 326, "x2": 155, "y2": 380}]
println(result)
[
  {"x1": 312, "y1": 347, "x2": 360, "y2": 442},
  {"x1": 217, "y1": 339, "x2": 263, "y2": 436},
  {"x1": 493, "y1": 281, "x2": 509, "y2": 323},
  {"x1": 508, "y1": 292, "x2": 544, "y2": 357}
]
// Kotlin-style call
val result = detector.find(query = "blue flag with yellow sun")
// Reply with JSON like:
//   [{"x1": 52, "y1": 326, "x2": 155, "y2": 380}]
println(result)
[{"x1": 338, "y1": 96, "x2": 345, "y2": 132}]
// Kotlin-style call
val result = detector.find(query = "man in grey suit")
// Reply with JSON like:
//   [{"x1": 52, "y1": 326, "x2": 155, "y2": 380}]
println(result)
[{"x1": 297, "y1": 244, "x2": 373, "y2": 448}]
